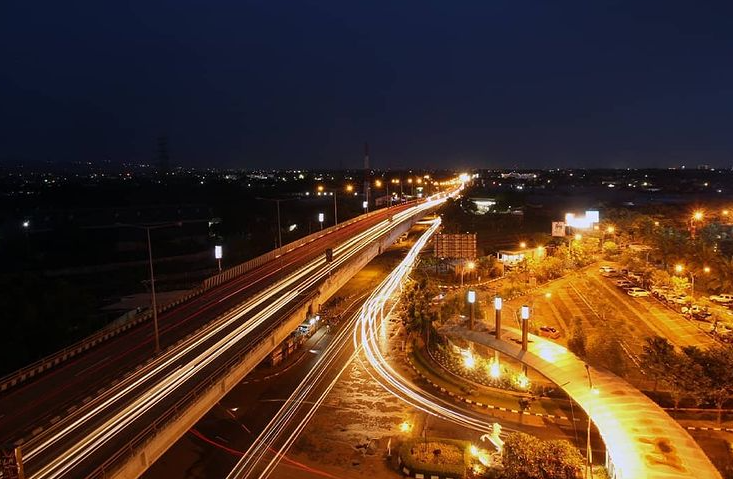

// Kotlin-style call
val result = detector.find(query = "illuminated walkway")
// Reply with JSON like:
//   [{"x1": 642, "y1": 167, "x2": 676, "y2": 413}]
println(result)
[{"x1": 443, "y1": 324, "x2": 721, "y2": 479}]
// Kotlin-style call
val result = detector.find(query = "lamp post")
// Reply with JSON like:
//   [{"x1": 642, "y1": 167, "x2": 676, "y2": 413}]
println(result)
[
  {"x1": 520, "y1": 305, "x2": 530, "y2": 375},
  {"x1": 675, "y1": 264, "x2": 710, "y2": 300},
  {"x1": 467, "y1": 290, "x2": 476, "y2": 330},
  {"x1": 585, "y1": 364, "x2": 597, "y2": 479},
  {"x1": 494, "y1": 297, "x2": 502, "y2": 364},
  {"x1": 117, "y1": 221, "x2": 181, "y2": 354},
  {"x1": 690, "y1": 210, "x2": 704, "y2": 239},
  {"x1": 214, "y1": 244, "x2": 223, "y2": 272}
]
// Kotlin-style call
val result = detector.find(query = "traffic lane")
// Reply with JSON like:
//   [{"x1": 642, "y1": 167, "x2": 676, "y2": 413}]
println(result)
[
  {"x1": 23, "y1": 205, "x2": 419, "y2": 477},
  {"x1": 0, "y1": 204, "x2": 406, "y2": 443},
  {"x1": 26, "y1": 283, "x2": 318, "y2": 478}
]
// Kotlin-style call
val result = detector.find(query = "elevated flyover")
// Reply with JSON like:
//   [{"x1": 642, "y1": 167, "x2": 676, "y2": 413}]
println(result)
[
  {"x1": 4, "y1": 192, "x2": 454, "y2": 479},
  {"x1": 443, "y1": 324, "x2": 721, "y2": 479}
]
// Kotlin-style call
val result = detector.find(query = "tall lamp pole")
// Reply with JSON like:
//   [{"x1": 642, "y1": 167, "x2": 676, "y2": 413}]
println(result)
[{"x1": 118, "y1": 222, "x2": 181, "y2": 354}]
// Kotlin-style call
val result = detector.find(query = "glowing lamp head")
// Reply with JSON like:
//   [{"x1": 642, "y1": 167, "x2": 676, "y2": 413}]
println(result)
[
  {"x1": 362, "y1": 200, "x2": 368, "y2": 209},
  {"x1": 466, "y1": 261, "x2": 475, "y2": 270},
  {"x1": 607, "y1": 226, "x2": 615, "y2": 233},
  {"x1": 521, "y1": 305, "x2": 529, "y2": 320},
  {"x1": 693, "y1": 210, "x2": 704, "y2": 221},
  {"x1": 22, "y1": 220, "x2": 30, "y2": 228},
  {"x1": 675, "y1": 264, "x2": 684, "y2": 274},
  {"x1": 723, "y1": 209, "x2": 730, "y2": 216},
  {"x1": 346, "y1": 184, "x2": 354, "y2": 192},
  {"x1": 467, "y1": 290, "x2": 476, "y2": 304},
  {"x1": 374, "y1": 180, "x2": 381, "y2": 188},
  {"x1": 574, "y1": 233, "x2": 582, "y2": 241},
  {"x1": 703, "y1": 266, "x2": 711, "y2": 274},
  {"x1": 399, "y1": 421, "x2": 411, "y2": 433},
  {"x1": 494, "y1": 297, "x2": 502, "y2": 311},
  {"x1": 214, "y1": 245, "x2": 223, "y2": 259},
  {"x1": 519, "y1": 241, "x2": 527, "y2": 249},
  {"x1": 317, "y1": 185, "x2": 324, "y2": 192}
]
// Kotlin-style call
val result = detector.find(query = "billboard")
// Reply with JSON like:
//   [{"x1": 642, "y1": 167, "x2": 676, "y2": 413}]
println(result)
[
  {"x1": 551, "y1": 222, "x2": 566, "y2": 237},
  {"x1": 434, "y1": 233, "x2": 477, "y2": 259}
]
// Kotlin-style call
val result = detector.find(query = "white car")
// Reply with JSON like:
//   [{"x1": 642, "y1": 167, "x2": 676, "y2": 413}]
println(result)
[
  {"x1": 627, "y1": 287, "x2": 650, "y2": 297},
  {"x1": 599, "y1": 265, "x2": 615, "y2": 273},
  {"x1": 710, "y1": 294, "x2": 733, "y2": 304}
]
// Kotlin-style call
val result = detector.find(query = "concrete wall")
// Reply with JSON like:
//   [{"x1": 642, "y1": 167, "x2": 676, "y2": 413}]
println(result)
[{"x1": 106, "y1": 210, "x2": 424, "y2": 479}]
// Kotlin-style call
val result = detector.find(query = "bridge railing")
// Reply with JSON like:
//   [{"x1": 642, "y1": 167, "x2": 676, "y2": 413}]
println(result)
[
  {"x1": 0, "y1": 201, "x2": 417, "y2": 393},
  {"x1": 85, "y1": 290, "x2": 317, "y2": 479}
]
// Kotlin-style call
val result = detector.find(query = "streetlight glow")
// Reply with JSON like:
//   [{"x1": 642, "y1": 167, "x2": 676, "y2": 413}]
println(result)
[
  {"x1": 693, "y1": 210, "x2": 704, "y2": 221},
  {"x1": 374, "y1": 179, "x2": 382, "y2": 188},
  {"x1": 467, "y1": 290, "x2": 476, "y2": 304},
  {"x1": 494, "y1": 297, "x2": 502, "y2": 311},
  {"x1": 346, "y1": 184, "x2": 354, "y2": 192},
  {"x1": 519, "y1": 241, "x2": 527, "y2": 249},
  {"x1": 574, "y1": 233, "x2": 583, "y2": 241},
  {"x1": 214, "y1": 245, "x2": 222, "y2": 259},
  {"x1": 675, "y1": 264, "x2": 684, "y2": 274},
  {"x1": 521, "y1": 305, "x2": 529, "y2": 320}
]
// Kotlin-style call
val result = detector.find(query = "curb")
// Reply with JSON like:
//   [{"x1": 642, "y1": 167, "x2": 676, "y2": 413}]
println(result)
[{"x1": 405, "y1": 355, "x2": 571, "y2": 422}]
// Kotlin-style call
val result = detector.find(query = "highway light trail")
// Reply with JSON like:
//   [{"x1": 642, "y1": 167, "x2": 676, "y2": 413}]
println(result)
[
  {"x1": 227, "y1": 215, "x2": 447, "y2": 479},
  {"x1": 22, "y1": 190, "x2": 455, "y2": 479},
  {"x1": 355, "y1": 218, "x2": 513, "y2": 436}
]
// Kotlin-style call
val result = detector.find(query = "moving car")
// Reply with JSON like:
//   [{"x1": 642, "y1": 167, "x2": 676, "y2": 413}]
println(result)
[
  {"x1": 710, "y1": 294, "x2": 733, "y2": 304},
  {"x1": 627, "y1": 287, "x2": 650, "y2": 297}
]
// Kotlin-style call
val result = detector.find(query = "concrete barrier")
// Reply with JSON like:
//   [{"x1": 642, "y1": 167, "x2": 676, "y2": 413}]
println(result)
[
  {"x1": 87, "y1": 204, "x2": 430, "y2": 479},
  {"x1": 0, "y1": 203, "x2": 416, "y2": 393}
]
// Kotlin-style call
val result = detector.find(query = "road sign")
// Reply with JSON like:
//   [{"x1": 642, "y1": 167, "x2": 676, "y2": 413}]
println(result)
[{"x1": 551, "y1": 221, "x2": 566, "y2": 237}]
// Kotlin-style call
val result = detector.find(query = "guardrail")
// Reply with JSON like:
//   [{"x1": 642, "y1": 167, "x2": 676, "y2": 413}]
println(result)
[
  {"x1": 85, "y1": 290, "x2": 317, "y2": 479},
  {"x1": 0, "y1": 201, "x2": 418, "y2": 393}
]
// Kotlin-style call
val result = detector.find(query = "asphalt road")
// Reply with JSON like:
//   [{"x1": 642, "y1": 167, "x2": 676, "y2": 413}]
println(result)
[{"x1": 0, "y1": 198, "x2": 442, "y2": 478}]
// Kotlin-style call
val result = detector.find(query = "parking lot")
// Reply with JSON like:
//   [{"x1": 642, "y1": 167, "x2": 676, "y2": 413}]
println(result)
[{"x1": 497, "y1": 264, "x2": 716, "y2": 384}]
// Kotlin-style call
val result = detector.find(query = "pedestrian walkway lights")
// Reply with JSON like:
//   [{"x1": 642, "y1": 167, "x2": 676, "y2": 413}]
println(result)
[
  {"x1": 521, "y1": 305, "x2": 529, "y2": 351},
  {"x1": 494, "y1": 297, "x2": 502, "y2": 340},
  {"x1": 521, "y1": 305, "x2": 530, "y2": 375},
  {"x1": 467, "y1": 290, "x2": 476, "y2": 330}
]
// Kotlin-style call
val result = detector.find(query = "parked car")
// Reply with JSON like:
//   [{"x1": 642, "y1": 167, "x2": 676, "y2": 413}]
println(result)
[
  {"x1": 627, "y1": 287, "x2": 650, "y2": 297},
  {"x1": 667, "y1": 295, "x2": 689, "y2": 305},
  {"x1": 651, "y1": 286, "x2": 671, "y2": 298},
  {"x1": 599, "y1": 265, "x2": 616, "y2": 273},
  {"x1": 539, "y1": 326, "x2": 561, "y2": 339},
  {"x1": 710, "y1": 294, "x2": 733, "y2": 304}
]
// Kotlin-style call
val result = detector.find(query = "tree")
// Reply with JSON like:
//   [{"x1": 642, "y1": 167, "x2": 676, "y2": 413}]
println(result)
[
  {"x1": 539, "y1": 440, "x2": 585, "y2": 479},
  {"x1": 502, "y1": 432, "x2": 584, "y2": 479},
  {"x1": 709, "y1": 256, "x2": 733, "y2": 294},
  {"x1": 684, "y1": 344, "x2": 733, "y2": 424},
  {"x1": 567, "y1": 317, "x2": 587, "y2": 358},
  {"x1": 586, "y1": 330, "x2": 626, "y2": 377},
  {"x1": 640, "y1": 336, "x2": 676, "y2": 391},
  {"x1": 602, "y1": 240, "x2": 618, "y2": 258},
  {"x1": 402, "y1": 278, "x2": 440, "y2": 347}
]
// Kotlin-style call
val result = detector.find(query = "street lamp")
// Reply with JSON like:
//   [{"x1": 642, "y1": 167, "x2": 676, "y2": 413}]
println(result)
[
  {"x1": 117, "y1": 222, "x2": 181, "y2": 354},
  {"x1": 690, "y1": 210, "x2": 704, "y2": 239},
  {"x1": 214, "y1": 244, "x2": 223, "y2": 272},
  {"x1": 362, "y1": 200, "x2": 368, "y2": 213},
  {"x1": 674, "y1": 264, "x2": 710, "y2": 300},
  {"x1": 467, "y1": 290, "x2": 476, "y2": 330},
  {"x1": 585, "y1": 364, "x2": 596, "y2": 479},
  {"x1": 22, "y1": 220, "x2": 30, "y2": 229},
  {"x1": 574, "y1": 233, "x2": 583, "y2": 241},
  {"x1": 519, "y1": 241, "x2": 527, "y2": 249},
  {"x1": 494, "y1": 297, "x2": 503, "y2": 340},
  {"x1": 318, "y1": 212, "x2": 324, "y2": 230}
]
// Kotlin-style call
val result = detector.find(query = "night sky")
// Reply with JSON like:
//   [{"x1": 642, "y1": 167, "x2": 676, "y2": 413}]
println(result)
[{"x1": 1, "y1": 1, "x2": 732, "y2": 169}]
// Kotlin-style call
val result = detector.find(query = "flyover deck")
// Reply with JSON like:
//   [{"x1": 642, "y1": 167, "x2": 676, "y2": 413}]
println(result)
[{"x1": 443, "y1": 324, "x2": 721, "y2": 479}]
